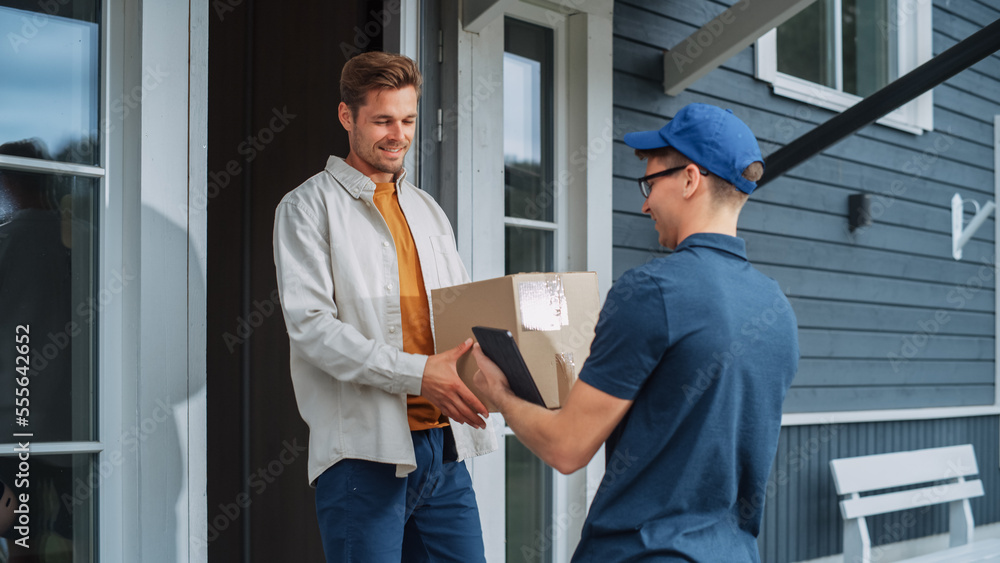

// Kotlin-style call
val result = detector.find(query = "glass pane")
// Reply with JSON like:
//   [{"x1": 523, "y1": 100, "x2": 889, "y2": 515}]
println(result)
[
  {"x1": 0, "y1": 2, "x2": 101, "y2": 165},
  {"x1": 843, "y1": 0, "x2": 897, "y2": 97},
  {"x1": 0, "y1": 453, "x2": 96, "y2": 562},
  {"x1": 505, "y1": 226, "x2": 553, "y2": 275},
  {"x1": 0, "y1": 168, "x2": 98, "y2": 442},
  {"x1": 504, "y1": 18, "x2": 553, "y2": 222},
  {"x1": 777, "y1": 0, "x2": 836, "y2": 89},
  {"x1": 505, "y1": 435, "x2": 552, "y2": 563}
]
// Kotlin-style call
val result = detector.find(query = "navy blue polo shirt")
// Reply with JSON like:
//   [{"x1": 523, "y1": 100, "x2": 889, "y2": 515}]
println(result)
[{"x1": 574, "y1": 233, "x2": 799, "y2": 562}]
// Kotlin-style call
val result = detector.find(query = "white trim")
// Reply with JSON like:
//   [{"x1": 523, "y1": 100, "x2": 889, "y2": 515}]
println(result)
[
  {"x1": 469, "y1": 422, "x2": 506, "y2": 563},
  {"x1": 100, "y1": 0, "x2": 127, "y2": 558},
  {"x1": 769, "y1": 69, "x2": 925, "y2": 135},
  {"x1": 782, "y1": 405, "x2": 1000, "y2": 427},
  {"x1": 566, "y1": 7, "x2": 614, "y2": 299},
  {"x1": 754, "y1": 0, "x2": 934, "y2": 135},
  {"x1": 792, "y1": 521, "x2": 1000, "y2": 563},
  {"x1": 187, "y1": 1, "x2": 209, "y2": 561},
  {"x1": 469, "y1": 10, "x2": 506, "y2": 282},
  {"x1": 832, "y1": 0, "x2": 843, "y2": 92},
  {"x1": 0, "y1": 441, "x2": 103, "y2": 455},
  {"x1": 386, "y1": 0, "x2": 422, "y2": 178},
  {"x1": 505, "y1": 216, "x2": 559, "y2": 230},
  {"x1": 0, "y1": 154, "x2": 105, "y2": 177},
  {"x1": 118, "y1": 0, "x2": 143, "y2": 560},
  {"x1": 464, "y1": 0, "x2": 514, "y2": 33},
  {"x1": 755, "y1": 29, "x2": 777, "y2": 83}
]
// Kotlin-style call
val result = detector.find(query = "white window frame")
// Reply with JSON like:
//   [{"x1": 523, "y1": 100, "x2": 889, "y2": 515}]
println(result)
[
  {"x1": 437, "y1": 0, "x2": 613, "y2": 560},
  {"x1": 0, "y1": 1, "x2": 122, "y2": 559},
  {"x1": 755, "y1": 0, "x2": 934, "y2": 135}
]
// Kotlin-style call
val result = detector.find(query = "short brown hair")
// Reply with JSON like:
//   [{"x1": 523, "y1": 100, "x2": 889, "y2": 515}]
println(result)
[
  {"x1": 634, "y1": 147, "x2": 760, "y2": 209},
  {"x1": 340, "y1": 52, "x2": 423, "y2": 115}
]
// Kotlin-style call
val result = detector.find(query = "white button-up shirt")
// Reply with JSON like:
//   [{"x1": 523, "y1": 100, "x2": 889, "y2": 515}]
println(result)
[{"x1": 273, "y1": 156, "x2": 497, "y2": 484}]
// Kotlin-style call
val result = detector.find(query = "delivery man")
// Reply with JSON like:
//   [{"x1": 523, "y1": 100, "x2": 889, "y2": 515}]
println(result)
[{"x1": 472, "y1": 103, "x2": 799, "y2": 561}]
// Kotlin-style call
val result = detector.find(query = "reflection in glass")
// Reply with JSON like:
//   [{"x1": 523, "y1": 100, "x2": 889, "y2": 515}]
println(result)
[
  {"x1": 504, "y1": 18, "x2": 553, "y2": 222},
  {"x1": 778, "y1": 0, "x2": 899, "y2": 97},
  {"x1": 505, "y1": 226, "x2": 553, "y2": 275},
  {"x1": 843, "y1": 0, "x2": 896, "y2": 97},
  {"x1": 0, "y1": 453, "x2": 95, "y2": 562},
  {"x1": 0, "y1": 4, "x2": 100, "y2": 165},
  {"x1": 0, "y1": 143, "x2": 97, "y2": 443},
  {"x1": 777, "y1": 0, "x2": 836, "y2": 89},
  {"x1": 506, "y1": 435, "x2": 552, "y2": 563}
]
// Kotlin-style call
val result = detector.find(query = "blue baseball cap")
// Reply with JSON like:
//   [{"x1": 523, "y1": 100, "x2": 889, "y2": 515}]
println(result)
[{"x1": 623, "y1": 103, "x2": 764, "y2": 194}]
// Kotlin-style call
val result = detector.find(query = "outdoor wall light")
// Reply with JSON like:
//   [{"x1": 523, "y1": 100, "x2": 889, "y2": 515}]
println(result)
[{"x1": 848, "y1": 193, "x2": 872, "y2": 232}]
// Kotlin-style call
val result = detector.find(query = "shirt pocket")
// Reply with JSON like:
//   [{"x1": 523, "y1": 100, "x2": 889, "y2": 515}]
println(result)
[{"x1": 429, "y1": 234, "x2": 466, "y2": 286}]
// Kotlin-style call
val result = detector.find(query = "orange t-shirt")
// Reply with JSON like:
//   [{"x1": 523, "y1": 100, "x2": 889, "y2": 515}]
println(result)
[{"x1": 373, "y1": 182, "x2": 448, "y2": 431}]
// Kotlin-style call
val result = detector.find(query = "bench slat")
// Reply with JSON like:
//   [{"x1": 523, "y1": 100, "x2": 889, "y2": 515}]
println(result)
[
  {"x1": 840, "y1": 479, "x2": 984, "y2": 520},
  {"x1": 831, "y1": 445, "x2": 979, "y2": 494},
  {"x1": 893, "y1": 539, "x2": 1000, "y2": 563}
]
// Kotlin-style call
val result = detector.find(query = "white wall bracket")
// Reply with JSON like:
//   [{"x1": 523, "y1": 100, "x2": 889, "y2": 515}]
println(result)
[{"x1": 952, "y1": 193, "x2": 996, "y2": 260}]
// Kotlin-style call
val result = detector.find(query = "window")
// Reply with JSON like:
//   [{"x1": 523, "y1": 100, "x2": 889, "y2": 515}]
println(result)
[
  {"x1": 504, "y1": 17, "x2": 556, "y2": 275},
  {"x1": 0, "y1": 1, "x2": 102, "y2": 560},
  {"x1": 756, "y1": 0, "x2": 932, "y2": 133},
  {"x1": 503, "y1": 16, "x2": 557, "y2": 563}
]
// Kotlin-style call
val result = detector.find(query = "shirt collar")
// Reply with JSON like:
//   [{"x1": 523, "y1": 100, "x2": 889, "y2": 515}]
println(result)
[
  {"x1": 325, "y1": 156, "x2": 408, "y2": 199},
  {"x1": 674, "y1": 232, "x2": 747, "y2": 261}
]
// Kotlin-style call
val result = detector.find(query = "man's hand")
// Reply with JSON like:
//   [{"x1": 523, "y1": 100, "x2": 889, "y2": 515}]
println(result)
[
  {"x1": 471, "y1": 343, "x2": 516, "y2": 410},
  {"x1": 422, "y1": 338, "x2": 489, "y2": 429}
]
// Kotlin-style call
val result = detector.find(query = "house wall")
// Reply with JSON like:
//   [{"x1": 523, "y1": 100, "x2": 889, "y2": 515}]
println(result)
[
  {"x1": 761, "y1": 416, "x2": 999, "y2": 562},
  {"x1": 610, "y1": 0, "x2": 1000, "y2": 561}
]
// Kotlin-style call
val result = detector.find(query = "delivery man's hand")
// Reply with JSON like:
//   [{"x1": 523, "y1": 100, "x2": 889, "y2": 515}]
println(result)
[
  {"x1": 422, "y1": 338, "x2": 489, "y2": 429},
  {"x1": 471, "y1": 343, "x2": 515, "y2": 408}
]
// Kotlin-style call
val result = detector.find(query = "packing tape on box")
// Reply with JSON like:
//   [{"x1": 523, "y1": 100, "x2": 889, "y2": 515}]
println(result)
[
  {"x1": 518, "y1": 277, "x2": 570, "y2": 331},
  {"x1": 555, "y1": 352, "x2": 576, "y2": 400}
]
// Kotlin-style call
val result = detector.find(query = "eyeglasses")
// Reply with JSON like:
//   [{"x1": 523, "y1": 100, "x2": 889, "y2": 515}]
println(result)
[{"x1": 637, "y1": 165, "x2": 709, "y2": 198}]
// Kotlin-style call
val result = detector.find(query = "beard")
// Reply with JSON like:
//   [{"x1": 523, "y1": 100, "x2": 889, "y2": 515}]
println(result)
[{"x1": 350, "y1": 134, "x2": 408, "y2": 177}]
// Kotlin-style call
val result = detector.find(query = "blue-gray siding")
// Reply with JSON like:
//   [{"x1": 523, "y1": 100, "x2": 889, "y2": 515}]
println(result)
[
  {"x1": 759, "y1": 416, "x2": 1000, "y2": 563},
  {"x1": 611, "y1": 1, "x2": 1000, "y2": 561},
  {"x1": 611, "y1": 0, "x2": 1000, "y2": 413}
]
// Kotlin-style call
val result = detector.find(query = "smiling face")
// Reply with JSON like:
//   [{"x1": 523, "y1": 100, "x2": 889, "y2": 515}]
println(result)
[
  {"x1": 339, "y1": 86, "x2": 418, "y2": 183},
  {"x1": 640, "y1": 155, "x2": 689, "y2": 249}
]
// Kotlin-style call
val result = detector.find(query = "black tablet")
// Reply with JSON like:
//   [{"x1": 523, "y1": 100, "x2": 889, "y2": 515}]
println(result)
[{"x1": 471, "y1": 326, "x2": 546, "y2": 407}]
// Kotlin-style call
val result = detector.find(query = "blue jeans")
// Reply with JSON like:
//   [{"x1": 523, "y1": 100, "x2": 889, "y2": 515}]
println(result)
[{"x1": 315, "y1": 428, "x2": 486, "y2": 563}]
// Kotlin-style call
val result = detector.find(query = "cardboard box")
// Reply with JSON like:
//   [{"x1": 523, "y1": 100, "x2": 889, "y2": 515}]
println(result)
[{"x1": 431, "y1": 272, "x2": 600, "y2": 411}]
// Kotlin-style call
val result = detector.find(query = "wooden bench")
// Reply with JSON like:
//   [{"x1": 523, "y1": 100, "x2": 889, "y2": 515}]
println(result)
[{"x1": 829, "y1": 444, "x2": 1000, "y2": 563}]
